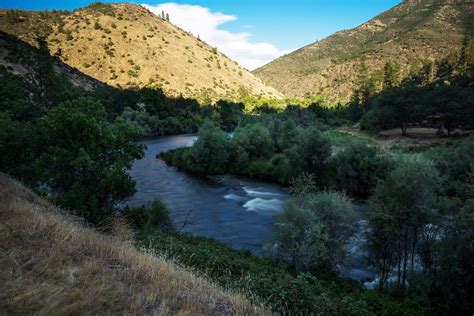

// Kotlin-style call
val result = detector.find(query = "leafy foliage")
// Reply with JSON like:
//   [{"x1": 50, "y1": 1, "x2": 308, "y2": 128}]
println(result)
[
  {"x1": 124, "y1": 199, "x2": 174, "y2": 233},
  {"x1": 273, "y1": 190, "x2": 356, "y2": 273},
  {"x1": 35, "y1": 97, "x2": 143, "y2": 223},
  {"x1": 329, "y1": 143, "x2": 392, "y2": 197},
  {"x1": 366, "y1": 154, "x2": 441, "y2": 289},
  {"x1": 187, "y1": 121, "x2": 230, "y2": 174},
  {"x1": 358, "y1": 42, "x2": 474, "y2": 135},
  {"x1": 139, "y1": 229, "x2": 424, "y2": 315}
]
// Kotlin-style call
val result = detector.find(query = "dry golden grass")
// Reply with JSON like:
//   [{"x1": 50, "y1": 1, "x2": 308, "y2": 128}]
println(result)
[
  {"x1": 0, "y1": 3, "x2": 282, "y2": 101},
  {"x1": 0, "y1": 173, "x2": 264, "y2": 315}
]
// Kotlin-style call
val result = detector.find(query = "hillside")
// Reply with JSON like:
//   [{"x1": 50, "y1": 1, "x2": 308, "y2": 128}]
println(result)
[
  {"x1": 0, "y1": 3, "x2": 282, "y2": 101},
  {"x1": 0, "y1": 173, "x2": 261, "y2": 314},
  {"x1": 0, "y1": 31, "x2": 102, "y2": 91},
  {"x1": 254, "y1": 0, "x2": 473, "y2": 103}
]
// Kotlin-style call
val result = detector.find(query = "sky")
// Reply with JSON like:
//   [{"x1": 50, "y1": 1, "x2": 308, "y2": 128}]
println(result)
[{"x1": 1, "y1": 0, "x2": 401, "y2": 69}]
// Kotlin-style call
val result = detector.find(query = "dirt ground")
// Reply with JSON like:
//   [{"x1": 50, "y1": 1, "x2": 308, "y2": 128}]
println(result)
[{"x1": 379, "y1": 127, "x2": 471, "y2": 140}]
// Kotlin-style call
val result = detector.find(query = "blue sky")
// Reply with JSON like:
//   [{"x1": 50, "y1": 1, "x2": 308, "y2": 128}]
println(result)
[{"x1": 1, "y1": 1, "x2": 401, "y2": 69}]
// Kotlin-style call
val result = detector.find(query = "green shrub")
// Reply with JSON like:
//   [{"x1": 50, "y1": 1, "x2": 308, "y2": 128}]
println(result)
[
  {"x1": 329, "y1": 143, "x2": 392, "y2": 197},
  {"x1": 125, "y1": 199, "x2": 174, "y2": 232},
  {"x1": 139, "y1": 229, "x2": 426, "y2": 314}
]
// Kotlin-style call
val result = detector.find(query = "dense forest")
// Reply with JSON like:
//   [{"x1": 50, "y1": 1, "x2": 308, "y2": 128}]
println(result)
[{"x1": 1, "y1": 22, "x2": 473, "y2": 314}]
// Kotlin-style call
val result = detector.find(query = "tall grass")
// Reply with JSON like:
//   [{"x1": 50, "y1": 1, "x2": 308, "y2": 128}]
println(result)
[{"x1": 0, "y1": 173, "x2": 263, "y2": 315}]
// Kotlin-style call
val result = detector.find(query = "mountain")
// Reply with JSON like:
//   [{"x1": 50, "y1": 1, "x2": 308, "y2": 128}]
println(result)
[
  {"x1": 0, "y1": 31, "x2": 103, "y2": 92},
  {"x1": 0, "y1": 172, "x2": 259, "y2": 314},
  {"x1": 254, "y1": 0, "x2": 473, "y2": 104},
  {"x1": 0, "y1": 3, "x2": 282, "y2": 100}
]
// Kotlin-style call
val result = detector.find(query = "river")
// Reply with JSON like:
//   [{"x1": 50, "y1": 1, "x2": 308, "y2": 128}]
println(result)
[{"x1": 128, "y1": 134, "x2": 376, "y2": 284}]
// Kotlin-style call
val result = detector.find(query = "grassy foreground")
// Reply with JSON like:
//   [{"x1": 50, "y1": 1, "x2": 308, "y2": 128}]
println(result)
[{"x1": 0, "y1": 173, "x2": 262, "y2": 315}]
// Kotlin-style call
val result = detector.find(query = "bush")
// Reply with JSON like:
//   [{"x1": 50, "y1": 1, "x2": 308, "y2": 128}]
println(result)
[
  {"x1": 125, "y1": 199, "x2": 174, "y2": 233},
  {"x1": 140, "y1": 228, "x2": 424, "y2": 314},
  {"x1": 285, "y1": 126, "x2": 331, "y2": 180},
  {"x1": 187, "y1": 121, "x2": 230, "y2": 174},
  {"x1": 231, "y1": 123, "x2": 274, "y2": 166},
  {"x1": 425, "y1": 135, "x2": 474, "y2": 200},
  {"x1": 329, "y1": 143, "x2": 392, "y2": 197},
  {"x1": 273, "y1": 190, "x2": 356, "y2": 273},
  {"x1": 0, "y1": 113, "x2": 32, "y2": 179},
  {"x1": 360, "y1": 106, "x2": 397, "y2": 133}
]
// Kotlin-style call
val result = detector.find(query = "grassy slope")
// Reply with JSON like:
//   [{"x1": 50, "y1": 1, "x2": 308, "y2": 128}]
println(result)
[
  {"x1": 0, "y1": 173, "x2": 262, "y2": 315},
  {"x1": 0, "y1": 3, "x2": 282, "y2": 101},
  {"x1": 0, "y1": 31, "x2": 102, "y2": 91},
  {"x1": 254, "y1": 0, "x2": 473, "y2": 103}
]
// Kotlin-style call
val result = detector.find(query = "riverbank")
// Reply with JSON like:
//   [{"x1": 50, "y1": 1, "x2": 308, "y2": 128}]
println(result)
[
  {"x1": 130, "y1": 205, "x2": 427, "y2": 314},
  {"x1": 128, "y1": 135, "x2": 290, "y2": 253},
  {"x1": 130, "y1": 134, "x2": 380, "y2": 282}
]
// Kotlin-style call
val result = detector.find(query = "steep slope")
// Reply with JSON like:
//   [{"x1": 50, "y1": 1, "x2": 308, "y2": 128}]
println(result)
[
  {"x1": 0, "y1": 3, "x2": 282, "y2": 100},
  {"x1": 0, "y1": 173, "x2": 261, "y2": 314},
  {"x1": 254, "y1": 0, "x2": 473, "y2": 103},
  {"x1": 0, "y1": 31, "x2": 101, "y2": 91}
]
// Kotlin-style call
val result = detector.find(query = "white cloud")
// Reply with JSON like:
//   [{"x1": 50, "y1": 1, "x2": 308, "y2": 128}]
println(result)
[{"x1": 142, "y1": 2, "x2": 293, "y2": 70}]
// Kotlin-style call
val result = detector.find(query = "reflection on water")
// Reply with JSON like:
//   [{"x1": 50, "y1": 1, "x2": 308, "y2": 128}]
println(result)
[{"x1": 128, "y1": 134, "x2": 376, "y2": 284}]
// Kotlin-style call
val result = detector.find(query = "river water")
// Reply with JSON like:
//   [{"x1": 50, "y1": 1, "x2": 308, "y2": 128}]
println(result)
[{"x1": 128, "y1": 134, "x2": 375, "y2": 284}]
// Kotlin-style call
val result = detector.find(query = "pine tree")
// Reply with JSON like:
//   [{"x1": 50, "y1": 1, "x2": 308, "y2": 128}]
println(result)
[
  {"x1": 382, "y1": 61, "x2": 401, "y2": 90},
  {"x1": 355, "y1": 62, "x2": 369, "y2": 112},
  {"x1": 352, "y1": 62, "x2": 381, "y2": 113}
]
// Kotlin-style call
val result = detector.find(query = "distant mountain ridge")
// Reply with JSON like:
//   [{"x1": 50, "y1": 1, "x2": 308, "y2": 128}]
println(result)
[
  {"x1": 0, "y1": 3, "x2": 282, "y2": 101},
  {"x1": 254, "y1": 0, "x2": 473, "y2": 103}
]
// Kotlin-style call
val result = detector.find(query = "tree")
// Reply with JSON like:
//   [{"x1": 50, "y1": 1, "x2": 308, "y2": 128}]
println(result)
[
  {"x1": 0, "y1": 65, "x2": 41, "y2": 122},
  {"x1": 286, "y1": 126, "x2": 331, "y2": 180},
  {"x1": 215, "y1": 100, "x2": 244, "y2": 131},
  {"x1": 278, "y1": 119, "x2": 299, "y2": 151},
  {"x1": 0, "y1": 113, "x2": 33, "y2": 180},
  {"x1": 360, "y1": 105, "x2": 397, "y2": 133},
  {"x1": 166, "y1": 13, "x2": 169, "y2": 21},
  {"x1": 330, "y1": 143, "x2": 392, "y2": 197},
  {"x1": 362, "y1": 86, "x2": 421, "y2": 136},
  {"x1": 426, "y1": 135, "x2": 474, "y2": 200},
  {"x1": 187, "y1": 120, "x2": 230, "y2": 174},
  {"x1": 26, "y1": 38, "x2": 57, "y2": 106},
  {"x1": 35, "y1": 97, "x2": 144, "y2": 224},
  {"x1": 232, "y1": 123, "x2": 274, "y2": 165},
  {"x1": 351, "y1": 62, "x2": 382, "y2": 113},
  {"x1": 433, "y1": 193, "x2": 474, "y2": 314},
  {"x1": 367, "y1": 155, "x2": 440, "y2": 289},
  {"x1": 351, "y1": 62, "x2": 369, "y2": 113},
  {"x1": 273, "y1": 187, "x2": 356, "y2": 273},
  {"x1": 456, "y1": 37, "x2": 473, "y2": 79},
  {"x1": 420, "y1": 136, "x2": 474, "y2": 312},
  {"x1": 382, "y1": 61, "x2": 401, "y2": 90},
  {"x1": 427, "y1": 85, "x2": 474, "y2": 136}
]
